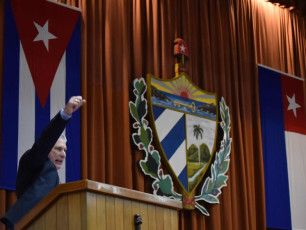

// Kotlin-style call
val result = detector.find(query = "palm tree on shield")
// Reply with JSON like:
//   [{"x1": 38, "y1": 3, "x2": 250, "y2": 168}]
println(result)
[{"x1": 193, "y1": 124, "x2": 204, "y2": 164}]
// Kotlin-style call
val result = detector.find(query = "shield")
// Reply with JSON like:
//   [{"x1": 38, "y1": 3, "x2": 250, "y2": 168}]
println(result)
[{"x1": 147, "y1": 73, "x2": 218, "y2": 195}]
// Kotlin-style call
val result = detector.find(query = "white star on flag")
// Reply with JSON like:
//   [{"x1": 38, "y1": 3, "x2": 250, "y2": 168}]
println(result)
[
  {"x1": 180, "y1": 44, "x2": 186, "y2": 52},
  {"x1": 33, "y1": 21, "x2": 57, "y2": 51},
  {"x1": 287, "y1": 94, "x2": 301, "y2": 117}
]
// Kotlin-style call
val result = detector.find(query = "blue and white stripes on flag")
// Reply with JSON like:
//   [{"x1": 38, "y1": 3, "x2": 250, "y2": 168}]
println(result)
[
  {"x1": 0, "y1": 0, "x2": 82, "y2": 190},
  {"x1": 258, "y1": 64, "x2": 306, "y2": 230}
]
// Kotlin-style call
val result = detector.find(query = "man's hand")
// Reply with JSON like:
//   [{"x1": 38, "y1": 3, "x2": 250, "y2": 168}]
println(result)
[{"x1": 64, "y1": 96, "x2": 86, "y2": 115}]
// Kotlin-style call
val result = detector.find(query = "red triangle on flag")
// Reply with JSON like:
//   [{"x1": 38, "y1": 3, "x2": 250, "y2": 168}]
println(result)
[
  {"x1": 281, "y1": 74, "x2": 306, "y2": 135},
  {"x1": 10, "y1": 0, "x2": 80, "y2": 107}
]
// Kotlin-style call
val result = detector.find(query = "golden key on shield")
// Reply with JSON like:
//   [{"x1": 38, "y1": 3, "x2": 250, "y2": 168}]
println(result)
[{"x1": 173, "y1": 101, "x2": 196, "y2": 112}]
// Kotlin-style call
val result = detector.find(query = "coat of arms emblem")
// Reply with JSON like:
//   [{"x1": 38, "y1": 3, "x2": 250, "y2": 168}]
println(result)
[
  {"x1": 147, "y1": 73, "x2": 218, "y2": 201},
  {"x1": 129, "y1": 39, "x2": 231, "y2": 215}
]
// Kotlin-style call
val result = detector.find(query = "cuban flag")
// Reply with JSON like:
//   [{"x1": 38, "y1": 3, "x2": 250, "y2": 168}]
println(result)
[
  {"x1": 0, "y1": 0, "x2": 81, "y2": 190},
  {"x1": 258, "y1": 64, "x2": 306, "y2": 230}
]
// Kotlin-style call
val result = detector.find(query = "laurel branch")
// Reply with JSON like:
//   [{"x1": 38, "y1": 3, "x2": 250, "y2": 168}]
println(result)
[{"x1": 129, "y1": 78, "x2": 231, "y2": 215}]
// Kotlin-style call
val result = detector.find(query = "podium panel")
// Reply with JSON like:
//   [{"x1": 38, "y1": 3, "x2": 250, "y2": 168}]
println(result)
[{"x1": 15, "y1": 180, "x2": 182, "y2": 230}]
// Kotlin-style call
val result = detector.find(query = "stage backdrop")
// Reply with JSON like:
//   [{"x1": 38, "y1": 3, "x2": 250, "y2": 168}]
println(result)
[
  {"x1": 0, "y1": 0, "x2": 305, "y2": 230},
  {"x1": 0, "y1": 0, "x2": 81, "y2": 190}
]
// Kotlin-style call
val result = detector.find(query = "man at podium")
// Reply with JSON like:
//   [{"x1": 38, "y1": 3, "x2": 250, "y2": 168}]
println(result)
[{"x1": 0, "y1": 96, "x2": 86, "y2": 229}]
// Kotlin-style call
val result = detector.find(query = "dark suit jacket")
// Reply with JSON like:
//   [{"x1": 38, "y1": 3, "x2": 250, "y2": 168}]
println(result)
[{"x1": 0, "y1": 112, "x2": 70, "y2": 229}]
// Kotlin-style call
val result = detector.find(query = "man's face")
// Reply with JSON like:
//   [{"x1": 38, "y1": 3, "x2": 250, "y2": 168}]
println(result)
[{"x1": 48, "y1": 138, "x2": 67, "y2": 170}]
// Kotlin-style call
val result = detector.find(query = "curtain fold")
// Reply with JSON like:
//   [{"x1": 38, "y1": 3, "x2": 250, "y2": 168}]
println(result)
[{"x1": 0, "y1": 0, "x2": 305, "y2": 229}]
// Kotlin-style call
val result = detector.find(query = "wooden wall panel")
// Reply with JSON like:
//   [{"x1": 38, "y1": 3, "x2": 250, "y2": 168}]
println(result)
[
  {"x1": 155, "y1": 206, "x2": 164, "y2": 228},
  {"x1": 45, "y1": 204, "x2": 57, "y2": 230},
  {"x1": 131, "y1": 200, "x2": 140, "y2": 218},
  {"x1": 68, "y1": 192, "x2": 82, "y2": 230},
  {"x1": 86, "y1": 192, "x2": 97, "y2": 230},
  {"x1": 114, "y1": 197, "x2": 124, "y2": 230},
  {"x1": 33, "y1": 214, "x2": 45, "y2": 230},
  {"x1": 139, "y1": 202, "x2": 148, "y2": 230},
  {"x1": 123, "y1": 199, "x2": 132, "y2": 228},
  {"x1": 21, "y1": 192, "x2": 179, "y2": 230},
  {"x1": 25, "y1": 225, "x2": 34, "y2": 230},
  {"x1": 170, "y1": 209, "x2": 179, "y2": 229},
  {"x1": 96, "y1": 192, "x2": 106, "y2": 230},
  {"x1": 131, "y1": 199, "x2": 141, "y2": 229},
  {"x1": 56, "y1": 195, "x2": 68, "y2": 230},
  {"x1": 163, "y1": 207, "x2": 171, "y2": 229},
  {"x1": 15, "y1": 181, "x2": 181, "y2": 230},
  {"x1": 147, "y1": 204, "x2": 157, "y2": 230},
  {"x1": 105, "y1": 196, "x2": 115, "y2": 229},
  {"x1": 80, "y1": 192, "x2": 87, "y2": 230}
]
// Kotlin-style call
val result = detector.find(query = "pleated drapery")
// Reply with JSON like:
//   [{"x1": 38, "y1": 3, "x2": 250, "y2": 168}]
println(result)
[{"x1": 0, "y1": 0, "x2": 305, "y2": 229}]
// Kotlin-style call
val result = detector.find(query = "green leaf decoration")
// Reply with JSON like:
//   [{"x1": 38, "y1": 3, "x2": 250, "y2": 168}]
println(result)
[
  {"x1": 155, "y1": 175, "x2": 175, "y2": 197},
  {"x1": 211, "y1": 188, "x2": 221, "y2": 196},
  {"x1": 195, "y1": 202, "x2": 209, "y2": 216},
  {"x1": 132, "y1": 134, "x2": 141, "y2": 145},
  {"x1": 195, "y1": 97, "x2": 231, "y2": 214},
  {"x1": 151, "y1": 150, "x2": 161, "y2": 164},
  {"x1": 201, "y1": 194, "x2": 219, "y2": 204},
  {"x1": 206, "y1": 179, "x2": 214, "y2": 193},
  {"x1": 138, "y1": 100, "x2": 147, "y2": 119},
  {"x1": 215, "y1": 175, "x2": 228, "y2": 189},
  {"x1": 139, "y1": 127, "x2": 150, "y2": 147},
  {"x1": 129, "y1": 78, "x2": 231, "y2": 216},
  {"x1": 146, "y1": 152, "x2": 159, "y2": 177},
  {"x1": 129, "y1": 78, "x2": 181, "y2": 201},
  {"x1": 140, "y1": 160, "x2": 157, "y2": 179},
  {"x1": 219, "y1": 160, "x2": 229, "y2": 174},
  {"x1": 129, "y1": 102, "x2": 139, "y2": 122},
  {"x1": 145, "y1": 128, "x2": 152, "y2": 145}
]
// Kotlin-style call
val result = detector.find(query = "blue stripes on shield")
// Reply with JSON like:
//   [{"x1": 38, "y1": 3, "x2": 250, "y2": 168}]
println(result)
[{"x1": 153, "y1": 105, "x2": 188, "y2": 190}]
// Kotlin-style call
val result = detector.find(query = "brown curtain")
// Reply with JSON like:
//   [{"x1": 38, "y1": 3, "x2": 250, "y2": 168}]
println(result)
[{"x1": 0, "y1": 0, "x2": 305, "y2": 229}]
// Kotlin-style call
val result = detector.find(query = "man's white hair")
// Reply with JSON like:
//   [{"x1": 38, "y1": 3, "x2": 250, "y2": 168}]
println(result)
[{"x1": 59, "y1": 133, "x2": 67, "y2": 142}]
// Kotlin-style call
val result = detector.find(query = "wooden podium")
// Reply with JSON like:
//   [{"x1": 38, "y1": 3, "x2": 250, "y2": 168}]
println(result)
[{"x1": 15, "y1": 180, "x2": 182, "y2": 230}]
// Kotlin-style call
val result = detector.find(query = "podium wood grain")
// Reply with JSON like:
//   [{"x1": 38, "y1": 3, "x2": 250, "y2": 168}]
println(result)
[{"x1": 15, "y1": 180, "x2": 182, "y2": 230}]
